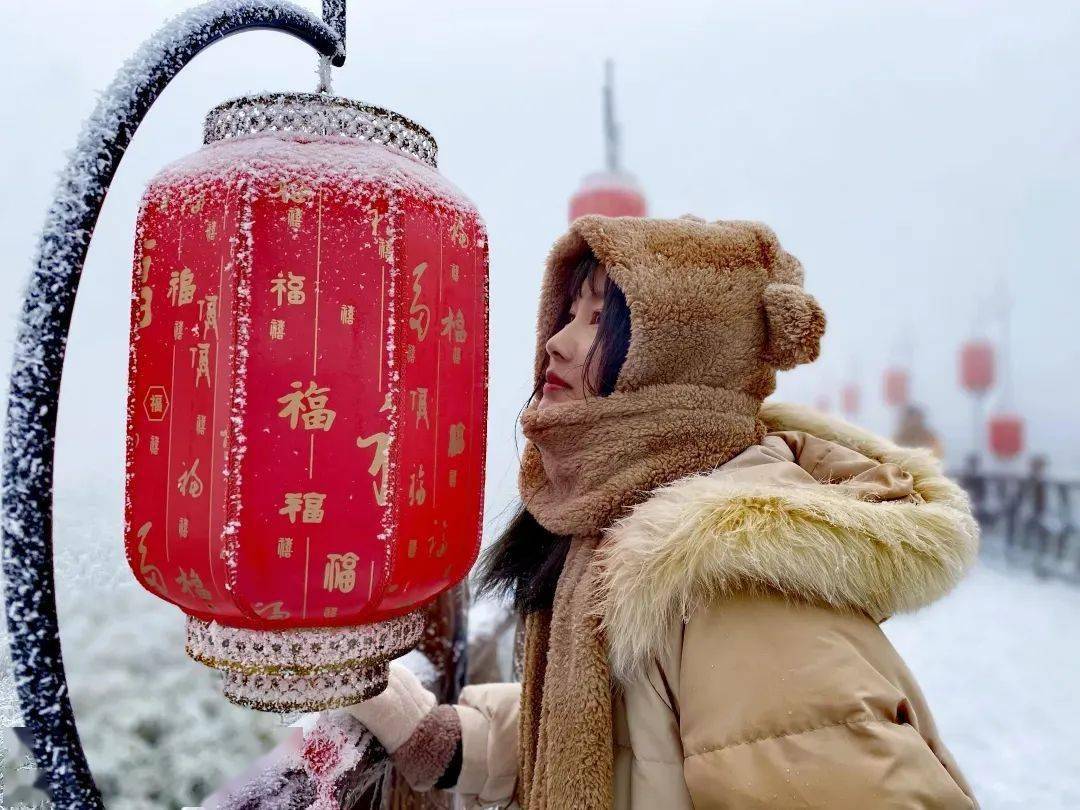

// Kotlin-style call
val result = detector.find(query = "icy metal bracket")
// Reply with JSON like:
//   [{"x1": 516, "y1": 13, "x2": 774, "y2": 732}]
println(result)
[{"x1": 1, "y1": 2, "x2": 345, "y2": 806}]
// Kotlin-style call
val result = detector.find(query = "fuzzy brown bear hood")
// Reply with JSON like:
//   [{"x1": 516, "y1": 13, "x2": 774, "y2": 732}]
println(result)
[{"x1": 529, "y1": 214, "x2": 826, "y2": 397}]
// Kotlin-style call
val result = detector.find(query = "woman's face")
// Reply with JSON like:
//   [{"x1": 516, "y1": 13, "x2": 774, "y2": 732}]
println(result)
[{"x1": 539, "y1": 266, "x2": 608, "y2": 410}]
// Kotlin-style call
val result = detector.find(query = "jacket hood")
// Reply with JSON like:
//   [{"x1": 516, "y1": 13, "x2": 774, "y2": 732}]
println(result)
[
  {"x1": 532, "y1": 215, "x2": 826, "y2": 399},
  {"x1": 597, "y1": 400, "x2": 980, "y2": 681}
]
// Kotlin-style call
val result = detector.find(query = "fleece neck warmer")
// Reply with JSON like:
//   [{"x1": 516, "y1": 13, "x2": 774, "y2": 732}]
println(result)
[{"x1": 512, "y1": 214, "x2": 826, "y2": 810}]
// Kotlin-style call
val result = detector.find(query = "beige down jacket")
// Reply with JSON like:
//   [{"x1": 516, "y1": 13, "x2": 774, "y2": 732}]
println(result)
[{"x1": 450, "y1": 402, "x2": 979, "y2": 809}]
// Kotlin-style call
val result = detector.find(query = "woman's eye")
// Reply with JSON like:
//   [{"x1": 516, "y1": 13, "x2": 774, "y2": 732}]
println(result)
[{"x1": 590, "y1": 311, "x2": 601, "y2": 325}]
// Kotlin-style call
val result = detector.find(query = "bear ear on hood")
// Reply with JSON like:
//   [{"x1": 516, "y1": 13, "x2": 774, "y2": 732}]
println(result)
[{"x1": 762, "y1": 282, "x2": 826, "y2": 370}]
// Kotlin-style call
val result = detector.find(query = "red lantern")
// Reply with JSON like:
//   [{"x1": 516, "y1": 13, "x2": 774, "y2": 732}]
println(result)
[
  {"x1": 124, "y1": 94, "x2": 489, "y2": 711},
  {"x1": 883, "y1": 367, "x2": 910, "y2": 407},
  {"x1": 568, "y1": 171, "x2": 647, "y2": 222},
  {"x1": 840, "y1": 383, "x2": 860, "y2": 417},
  {"x1": 960, "y1": 340, "x2": 995, "y2": 394},
  {"x1": 988, "y1": 413, "x2": 1024, "y2": 460}
]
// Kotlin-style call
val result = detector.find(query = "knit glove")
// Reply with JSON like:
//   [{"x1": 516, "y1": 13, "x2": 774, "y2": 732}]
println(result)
[
  {"x1": 346, "y1": 662, "x2": 437, "y2": 753},
  {"x1": 345, "y1": 661, "x2": 462, "y2": 791}
]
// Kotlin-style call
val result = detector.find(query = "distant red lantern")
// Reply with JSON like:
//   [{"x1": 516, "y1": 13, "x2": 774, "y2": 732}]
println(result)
[
  {"x1": 960, "y1": 340, "x2": 995, "y2": 394},
  {"x1": 568, "y1": 171, "x2": 647, "y2": 222},
  {"x1": 840, "y1": 383, "x2": 860, "y2": 417},
  {"x1": 988, "y1": 413, "x2": 1024, "y2": 460},
  {"x1": 883, "y1": 368, "x2": 910, "y2": 407},
  {"x1": 124, "y1": 94, "x2": 489, "y2": 711}
]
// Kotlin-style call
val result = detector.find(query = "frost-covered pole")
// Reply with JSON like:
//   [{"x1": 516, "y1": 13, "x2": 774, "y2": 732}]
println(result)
[{"x1": 1, "y1": 2, "x2": 343, "y2": 805}]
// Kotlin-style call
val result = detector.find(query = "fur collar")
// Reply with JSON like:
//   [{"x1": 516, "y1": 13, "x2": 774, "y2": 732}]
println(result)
[{"x1": 596, "y1": 401, "x2": 980, "y2": 681}]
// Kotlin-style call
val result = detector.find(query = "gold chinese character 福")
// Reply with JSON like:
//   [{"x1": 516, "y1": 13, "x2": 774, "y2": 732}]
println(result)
[
  {"x1": 168, "y1": 268, "x2": 196, "y2": 306},
  {"x1": 270, "y1": 272, "x2": 306, "y2": 306},
  {"x1": 279, "y1": 492, "x2": 326, "y2": 524},
  {"x1": 323, "y1": 552, "x2": 359, "y2": 594},
  {"x1": 440, "y1": 307, "x2": 467, "y2": 344},
  {"x1": 277, "y1": 381, "x2": 336, "y2": 431},
  {"x1": 175, "y1": 568, "x2": 212, "y2": 601},
  {"x1": 177, "y1": 458, "x2": 204, "y2": 498},
  {"x1": 409, "y1": 464, "x2": 427, "y2": 506}
]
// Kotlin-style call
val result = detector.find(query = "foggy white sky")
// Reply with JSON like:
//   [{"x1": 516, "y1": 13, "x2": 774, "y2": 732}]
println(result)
[{"x1": 2, "y1": 0, "x2": 1078, "y2": 540}]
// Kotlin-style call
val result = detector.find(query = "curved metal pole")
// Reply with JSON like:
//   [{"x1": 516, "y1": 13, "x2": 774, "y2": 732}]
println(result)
[{"x1": 2, "y1": 2, "x2": 343, "y2": 805}]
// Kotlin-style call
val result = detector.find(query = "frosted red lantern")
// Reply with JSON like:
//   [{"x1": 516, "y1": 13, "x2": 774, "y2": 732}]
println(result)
[
  {"x1": 840, "y1": 383, "x2": 860, "y2": 417},
  {"x1": 124, "y1": 94, "x2": 489, "y2": 711},
  {"x1": 883, "y1": 367, "x2": 909, "y2": 407},
  {"x1": 988, "y1": 413, "x2": 1024, "y2": 460},
  {"x1": 960, "y1": 340, "x2": 995, "y2": 394},
  {"x1": 568, "y1": 171, "x2": 647, "y2": 222}
]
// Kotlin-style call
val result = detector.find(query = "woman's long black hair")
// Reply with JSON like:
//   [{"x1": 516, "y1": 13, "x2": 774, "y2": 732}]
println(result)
[{"x1": 476, "y1": 248, "x2": 631, "y2": 614}]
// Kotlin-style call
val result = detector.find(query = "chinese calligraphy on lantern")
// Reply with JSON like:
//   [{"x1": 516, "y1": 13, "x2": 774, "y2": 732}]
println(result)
[
  {"x1": 410, "y1": 387, "x2": 431, "y2": 429},
  {"x1": 277, "y1": 537, "x2": 293, "y2": 558},
  {"x1": 270, "y1": 272, "x2": 306, "y2": 306},
  {"x1": 176, "y1": 568, "x2": 212, "y2": 600},
  {"x1": 409, "y1": 465, "x2": 427, "y2": 506},
  {"x1": 168, "y1": 267, "x2": 196, "y2": 305},
  {"x1": 357, "y1": 431, "x2": 391, "y2": 507},
  {"x1": 277, "y1": 381, "x2": 336, "y2": 431},
  {"x1": 409, "y1": 262, "x2": 430, "y2": 340},
  {"x1": 177, "y1": 459, "x2": 204, "y2": 498},
  {"x1": 340, "y1": 304, "x2": 355, "y2": 325},
  {"x1": 190, "y1": 343, "x2": 211, "y2": 387},
  {"x1": 269, "y1": 319, "x2": 286, "y2": 340},
  {"x1": 280, "y1": 492, "x2": 326, "y2": 524},
  {"x1": 448, "y1": 423, "x2": 465, "y2": 457},
  {"x1": 323, "y1": 552, "x2": 359, "y2": 593},
  {"x1": 198, "y1": 294, "x2": 218, "y2": 339}
]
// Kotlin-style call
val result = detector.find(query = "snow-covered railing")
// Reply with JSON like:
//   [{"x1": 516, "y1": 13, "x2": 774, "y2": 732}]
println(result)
[
  {"x1": 1, "y1": 3, "x2": 344, "y2": 805},
  {"x1": 956, "y1": 464, "x2": 1080, "y2": 582}
]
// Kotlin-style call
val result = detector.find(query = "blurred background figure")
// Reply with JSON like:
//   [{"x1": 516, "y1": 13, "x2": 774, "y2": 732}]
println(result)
[{"x1": 894, "y1": 403, "x2": 943, "y2": 458}]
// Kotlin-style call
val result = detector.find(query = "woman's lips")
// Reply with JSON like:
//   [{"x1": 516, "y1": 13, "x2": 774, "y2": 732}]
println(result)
[{"x1": 544, "y1": 371, "x2": 570, "y2": 392}]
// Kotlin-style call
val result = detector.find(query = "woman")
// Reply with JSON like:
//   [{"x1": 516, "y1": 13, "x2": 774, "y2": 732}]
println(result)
[{"x1": 346, "y1": 214, "x2": 979, "y2": 809}]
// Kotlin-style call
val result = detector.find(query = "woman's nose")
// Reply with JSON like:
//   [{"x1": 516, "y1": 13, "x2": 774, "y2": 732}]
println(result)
[{"x1": 545, "y1": 323, "x2": 572, "y2": 363}]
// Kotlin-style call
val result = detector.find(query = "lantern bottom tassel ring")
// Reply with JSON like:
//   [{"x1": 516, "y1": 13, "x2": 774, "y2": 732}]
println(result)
[{"x1": 185, "y1": 611, "x2": 425, "y2": 712}]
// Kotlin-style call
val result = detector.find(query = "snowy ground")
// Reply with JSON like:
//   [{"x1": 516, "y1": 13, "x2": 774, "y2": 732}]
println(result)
[{"x1": 884, "y1": 550, "x2": 1080, "y2": 809}]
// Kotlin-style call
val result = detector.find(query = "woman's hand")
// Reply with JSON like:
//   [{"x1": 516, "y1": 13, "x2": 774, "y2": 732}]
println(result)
[{"x1": 344, "y1": 661, "x2": 438, "y2": 755}]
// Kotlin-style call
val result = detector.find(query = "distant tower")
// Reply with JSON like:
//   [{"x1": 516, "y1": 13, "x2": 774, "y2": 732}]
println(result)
[{"x1": 568, "y1": 60, "x2": 648, "y2": 222}]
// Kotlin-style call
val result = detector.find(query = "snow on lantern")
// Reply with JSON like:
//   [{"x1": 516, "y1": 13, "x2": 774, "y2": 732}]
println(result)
[
  {"x1": 960, "y1": 340, "x2": 995, "y2": 394},
  {"x1": 988, "y1": 413, "x2": 1024, "y2": 460},
  {"x1": 124, "y1": 93, "x2": 489, "y2": 712},
  {"x1": 883, "y1": 367, "x2": 910, "y2": 408}
]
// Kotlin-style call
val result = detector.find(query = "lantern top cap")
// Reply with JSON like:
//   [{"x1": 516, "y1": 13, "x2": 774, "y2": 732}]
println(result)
[{"x1": 203, "y1": 93, "x2": 438, "y2": 168}]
